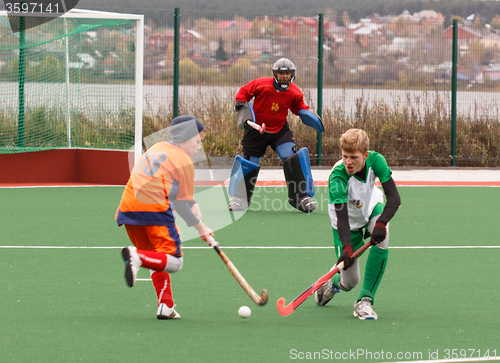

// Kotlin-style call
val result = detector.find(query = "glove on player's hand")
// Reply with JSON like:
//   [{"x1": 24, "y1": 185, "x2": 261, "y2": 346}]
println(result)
[
  {"x1": 371, "y1": 221, "x2": 387, "y2": 245},
  {"x1": 337, "y1": 244, "x2": 354, "y2": 270},
  {"x1": 234, "y1": 101, "x2": 252, "y2": 130}
]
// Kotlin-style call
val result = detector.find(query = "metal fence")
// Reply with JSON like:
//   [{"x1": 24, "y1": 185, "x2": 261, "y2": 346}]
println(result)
[
  {"x1": 146, "y1": 8, "x2": 500, "y2": 167},
  {"x1": 8, "y1": 5, "x2": 500, "y2": 166}
]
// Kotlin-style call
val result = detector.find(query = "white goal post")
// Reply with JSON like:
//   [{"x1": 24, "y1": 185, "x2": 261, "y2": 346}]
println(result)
[{"x1": 1, "y1": 8, "x2": 144, "y2": 165}]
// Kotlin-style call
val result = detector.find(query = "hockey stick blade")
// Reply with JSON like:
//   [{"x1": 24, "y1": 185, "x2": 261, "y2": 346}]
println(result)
[
  {"x1": 208, "y1": 236, "x2": 268, "y2": 306},
  {"x1": 276, "y1": 240, "x2": 372, "y2": 316}
]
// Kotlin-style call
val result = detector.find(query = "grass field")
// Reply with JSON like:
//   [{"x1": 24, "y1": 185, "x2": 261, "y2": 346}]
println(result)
[{"x1": 1, "y1": 186, "x2": 499, "y2": 363}]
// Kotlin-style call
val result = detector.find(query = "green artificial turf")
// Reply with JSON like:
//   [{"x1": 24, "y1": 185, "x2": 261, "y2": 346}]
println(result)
[{"x1": 0, "y1": 186, "x2": 499, "y2": 362}]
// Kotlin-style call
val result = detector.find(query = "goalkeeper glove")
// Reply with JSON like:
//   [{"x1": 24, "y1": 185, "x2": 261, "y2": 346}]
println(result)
[{"x1": 234, "y1": 101, "x2": 252, "y2": 130}]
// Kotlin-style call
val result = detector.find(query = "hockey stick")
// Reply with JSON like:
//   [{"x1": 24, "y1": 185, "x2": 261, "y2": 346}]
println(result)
[
  {"x1": 207, "y1": 236, "x2": 268, "y2": 306},
  {"x1": 246, "y1": 120, "x2": 266, "y2": 134},
  {"x1": 276, "y1": 240, "x2": 372, "y2": 316}
]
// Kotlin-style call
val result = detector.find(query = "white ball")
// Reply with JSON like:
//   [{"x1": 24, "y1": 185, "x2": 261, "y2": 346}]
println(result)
[{"x1": 238, "y1": 305, "x2": 251, "y2": 319}]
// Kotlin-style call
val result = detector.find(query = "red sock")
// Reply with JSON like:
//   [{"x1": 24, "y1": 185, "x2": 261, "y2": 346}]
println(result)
[
  {"x1": 151, "y1": 271, "x2": 174, "y2": 308},
  {"x1": 137, "y1": 250, "x2": 167, "y2": 271}
]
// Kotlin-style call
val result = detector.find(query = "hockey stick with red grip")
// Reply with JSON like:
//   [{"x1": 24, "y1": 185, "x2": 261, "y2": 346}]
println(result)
[
  {"x1": 207, "y1": 236, "x2": 268, "y2": 306},
  {"x1": 276, "y1": 240, "x2": 372, "y2": 316},
  {"x1": 246, "y1": 120, "x2": 266, "y2": 134}
]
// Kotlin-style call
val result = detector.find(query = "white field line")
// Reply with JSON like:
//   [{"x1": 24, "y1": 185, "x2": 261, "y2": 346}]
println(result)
[
  {"x1": 383, "y1": 357, "x2": 500, "y2": 363},
  {"x1": 0, "y1": 246, "x2": 500, "y2": 250},
  {"x1": 1, "y1": 245, "x2": 500, "y2": 249},
  {"x1": 8, "y1": 245, "x2": 486, "y2": 285},
  {"x1": 1, "y1": 245, "x2": 500, "y2": 250}
]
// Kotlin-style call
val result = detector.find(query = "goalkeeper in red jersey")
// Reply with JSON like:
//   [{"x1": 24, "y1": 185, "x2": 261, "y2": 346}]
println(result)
[
  {"x1": 228, "y1": 58, "x2": 324, "y2": 213},
  {"x1": 116, "y1": 115, "x2": 213, "y2": 320}
]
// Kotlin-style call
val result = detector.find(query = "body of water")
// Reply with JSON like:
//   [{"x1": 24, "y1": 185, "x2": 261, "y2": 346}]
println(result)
[{"x1": 2, "y1": 82, "x2": 499, "y2": 119}]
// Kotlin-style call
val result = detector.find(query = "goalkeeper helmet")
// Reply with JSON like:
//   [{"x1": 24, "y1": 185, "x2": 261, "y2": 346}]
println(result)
[{"x1": 272, "y1": 58, "x2": 296, "y2": 91}]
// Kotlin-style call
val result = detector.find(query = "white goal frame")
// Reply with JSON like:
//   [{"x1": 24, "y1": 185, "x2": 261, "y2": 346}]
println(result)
[{"x1": 1, "y1": 8, "x2": 144, "y2": 165}]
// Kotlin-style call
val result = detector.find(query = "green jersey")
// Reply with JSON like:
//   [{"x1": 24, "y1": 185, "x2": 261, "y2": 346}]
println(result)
[{"x1": 328, "y1": 151, "x2": 392, "y2": 230}]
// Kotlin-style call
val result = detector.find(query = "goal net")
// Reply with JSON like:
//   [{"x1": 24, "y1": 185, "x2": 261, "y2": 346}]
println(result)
[{"x1": 0, "y1": 9, "x2": 143, "y2": 160}]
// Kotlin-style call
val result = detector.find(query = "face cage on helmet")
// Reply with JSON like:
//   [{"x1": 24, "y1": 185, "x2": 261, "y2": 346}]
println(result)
[{"x1": 273, "y1": 70, "x2": 295, "y2": 91}]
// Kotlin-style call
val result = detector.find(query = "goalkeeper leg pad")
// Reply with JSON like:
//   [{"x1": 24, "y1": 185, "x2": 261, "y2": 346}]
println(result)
[
  {"x1": 228, "y1": 155, "x2": 260, "y2": 211},
  {"x1": 283, "y1": 148, "x2": 316, "y2": 213}
]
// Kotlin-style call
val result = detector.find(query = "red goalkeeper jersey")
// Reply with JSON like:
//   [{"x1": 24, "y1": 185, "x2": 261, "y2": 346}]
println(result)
[{"x1": 235, "y1": 77, "x2": 309, "y2": 133}]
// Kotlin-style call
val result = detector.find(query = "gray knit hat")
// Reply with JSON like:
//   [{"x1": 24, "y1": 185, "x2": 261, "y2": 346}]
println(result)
[{"x1": 169, "y1": 115, "x2": 206, "y2": 143}]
